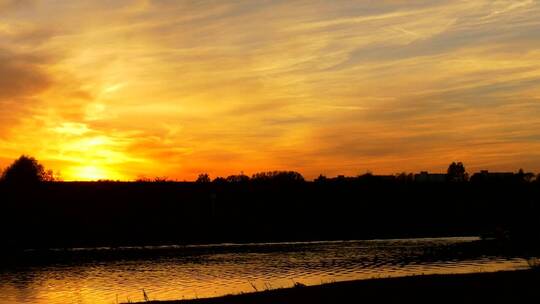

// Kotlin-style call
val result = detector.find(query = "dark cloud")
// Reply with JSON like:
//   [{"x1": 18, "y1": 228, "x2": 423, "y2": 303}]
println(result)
[
  {"x1": 0, "y1": 50, "x2": 51, "y2": 101},
  {"x1": 0, "y1": 0, "x2": 36, "y2": 12}
]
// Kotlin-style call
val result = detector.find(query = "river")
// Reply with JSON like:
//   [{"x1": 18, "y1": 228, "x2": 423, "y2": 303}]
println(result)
[{"x1": 0, "y1": 237, "x2": 531, "y2": 304}]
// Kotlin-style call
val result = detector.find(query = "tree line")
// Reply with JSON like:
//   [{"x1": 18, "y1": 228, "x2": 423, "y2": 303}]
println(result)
[
  {"x1": 2, "y1": 156, "x2": 539, "y2": 185},
  {"x1": 1, "y1": 156, "x2": 539, "y2": 250}
]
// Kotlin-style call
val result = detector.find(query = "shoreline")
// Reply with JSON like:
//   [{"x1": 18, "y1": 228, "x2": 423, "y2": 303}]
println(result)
[{"x1": 134, "y1": 269, "x2": 539, "y2": 304}]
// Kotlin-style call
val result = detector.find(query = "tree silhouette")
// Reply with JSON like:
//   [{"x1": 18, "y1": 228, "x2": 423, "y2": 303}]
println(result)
[
  {"x1": 314, "y1": 174, "x2": 327, "y2": 183},
  {"x1": 517, "y1": 168, "x2": 535, "y2": 183},
  {"x1": 1, "y1": 155, "x2": 54, "y2": 185},
  {"x1": 196, "y1": 173, "x2": 211, "y2": 183},
  {"x1": 225, "y1": 174, "x2": 250, "y2": 183},
  {"x1": 446, "y1": 162, "x2": 468, "y2": 182},
  {"x1": 251, "y1": 171, "x2": 305, "y2": 183},
  {"x1": 212, "y1": 176, "x2": 227, "y2": 184},
  {"x1": 396, "y1": 172, "x2": 414, "y2": 183}
]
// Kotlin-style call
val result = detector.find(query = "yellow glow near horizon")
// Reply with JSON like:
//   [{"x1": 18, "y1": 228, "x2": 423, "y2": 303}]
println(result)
[
  {"x1": 65, "y1": 165, "x2": 122, "y2": 181},
  {"x1": 73, "y1": 166, "x2": 107, "y2": 181},
  {"x1": 1, "y1": 1, "x2": 540, "y2": 180}
]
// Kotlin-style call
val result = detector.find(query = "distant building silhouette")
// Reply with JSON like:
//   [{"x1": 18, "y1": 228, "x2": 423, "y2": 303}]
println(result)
[{"x1": 470, "y1": 170, "x2": 515, "y2": 182}]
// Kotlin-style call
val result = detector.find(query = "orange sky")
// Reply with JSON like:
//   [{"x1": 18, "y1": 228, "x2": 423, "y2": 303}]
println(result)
[{"x1": 1, "y1": 0, "x2": 540, "y2": 181}]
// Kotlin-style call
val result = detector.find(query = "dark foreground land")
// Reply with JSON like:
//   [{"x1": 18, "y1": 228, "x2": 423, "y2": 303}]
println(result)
[
  {"x1": 133, "y1": 269, "x2": 539, "y2": 304},
  {"x1": 2, "y1": 178, "x2": 540, "y2": 249}
]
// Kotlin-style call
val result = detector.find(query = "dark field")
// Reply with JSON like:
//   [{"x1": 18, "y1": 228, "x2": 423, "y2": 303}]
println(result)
[{"x1": 1, "y1": 178, "x2": 540, "y2": 250}]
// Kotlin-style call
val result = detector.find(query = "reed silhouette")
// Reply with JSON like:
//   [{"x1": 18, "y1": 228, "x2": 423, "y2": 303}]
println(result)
[{"x1": 131, "y1": 270, "x2": 540, "y2": 304}]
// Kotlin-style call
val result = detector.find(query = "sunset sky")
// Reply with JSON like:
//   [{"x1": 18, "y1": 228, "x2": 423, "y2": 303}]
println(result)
[{"x1": 1, "y1": 0, "x2": 540, "y2": 181}]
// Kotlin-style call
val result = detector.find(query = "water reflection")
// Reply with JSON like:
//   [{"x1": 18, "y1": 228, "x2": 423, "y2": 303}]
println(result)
[{"x1": 0, "y1": 237, "x2": 531, "y2": 304}]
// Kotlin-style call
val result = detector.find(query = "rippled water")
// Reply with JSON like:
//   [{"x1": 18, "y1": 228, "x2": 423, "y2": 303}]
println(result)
[{"x1": 0, "y1": 237, "x2": 531, "y2": 304}]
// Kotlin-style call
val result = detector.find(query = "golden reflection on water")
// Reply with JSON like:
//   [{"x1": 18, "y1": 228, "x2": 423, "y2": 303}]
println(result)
[{"x1": 0, "y1": 238, "x2": 531, "y2": 304}]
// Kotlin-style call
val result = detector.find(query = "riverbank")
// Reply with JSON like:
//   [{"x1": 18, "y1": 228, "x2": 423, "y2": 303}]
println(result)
[{"x1": 137, "y1": 269, "x2": 539, "y2": 304}]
